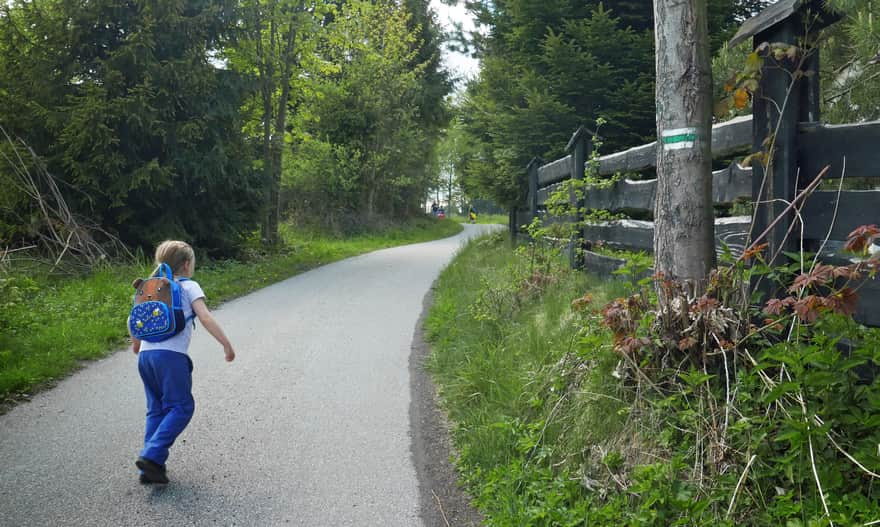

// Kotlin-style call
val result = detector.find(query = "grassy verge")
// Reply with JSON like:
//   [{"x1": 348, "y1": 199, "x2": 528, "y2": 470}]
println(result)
[
  {"x1": 428, "y1": 234, "x2": 880, "y2": 525},
  {"x1": 426, "y1": 233, "x2": 635, "y2": 525},
  {"x1": 0, "y1": 217, "x2": 461, "y2": 401}
]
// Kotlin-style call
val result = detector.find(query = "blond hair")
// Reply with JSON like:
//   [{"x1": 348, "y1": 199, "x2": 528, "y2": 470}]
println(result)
[{"x1": 153, "y1": 240, "x2": 195, "y2": 276}]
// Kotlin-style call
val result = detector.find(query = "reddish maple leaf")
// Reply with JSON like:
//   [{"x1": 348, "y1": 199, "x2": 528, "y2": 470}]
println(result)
[
  {"x1": 765, "y1": 298, "x2": 785, "y2": 315},
  {"x1": 826, "y1": 287, "x2": 859, "y2": 317},
  {"x1": 844, "y1": 224, "x2": 880, "y2": 254},
  {"x1": 617, "y1": 336, "x2": 651, "y2": 357},
  {"x1": 678, "y1": 336, "x2": 698, "y2": 351},
  {"x1": 692, "y1": 295, "x2": 720, "y2": 314},
  {"x1": 792, "y1": 295, "x2": 823, "y2": 323},
  {"x1": 789, "y1": 265, "x2": 834, "y2": 293},
  {"x1": 832, "y1": 265, "x2": 861, "y2": 280}
]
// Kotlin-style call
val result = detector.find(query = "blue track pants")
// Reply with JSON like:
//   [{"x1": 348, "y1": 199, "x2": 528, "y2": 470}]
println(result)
[{"x1": 138, "y1": 350, "x2": 195, "y2": 466}]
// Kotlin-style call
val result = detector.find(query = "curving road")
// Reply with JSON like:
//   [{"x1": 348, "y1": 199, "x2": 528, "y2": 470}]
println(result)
[{"x1": 0, "y1": 224, "x2": 499, "y2": 527}]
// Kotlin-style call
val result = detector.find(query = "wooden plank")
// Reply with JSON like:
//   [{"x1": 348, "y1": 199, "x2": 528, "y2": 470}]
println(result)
[
  {"x1": 798, "y1": 121, "x2": 880, "y2": 181},
  {"x1": 582, "y1": 250, "x2": 625, "y2": 276},
  {"x1": 536, "y1": 182, "x2": 564, "y2": 206},
  {"x1": 594, "y1": 115, "x2": 752, "y2": 177},
  {"x1": 582, "y1": 250, "x2": 655, "y2": 281},
  {"x1": 537, "y1": 155, "x2": 572, "y2": 187},
  {"x1": 537, "y1": 187, "x2": 549, "y2": 206},
  {"x1": 534, "y1": 117, "x2": 751, "y2": 196},
  {"x1": 713, "y1": 163, "x2": 753, "y2": 203},
  {"x1": 709, "y1": 115, "x2": 754, "y2": 158},
  {"x1": 583, "y1": 162, "x2": 752, "y2": 211},
  {"x1": 596, "y1": 143, "x2": 657, "y2": 176},
  {"x1": 583, "y1": 217, "x2": 751, "y2": 256},
  {"x1": 583, "y1": 220, "x2": 654, "y2": 252},
  {"x1": 584, "y1": 179, "x2": 655, "y2": 211},
  {"x1": 715, "y1": 216, "x2": 752, "y2": 258},
  {"x1": 801, "y1": 190, "x2": 880, "y2": 241}
]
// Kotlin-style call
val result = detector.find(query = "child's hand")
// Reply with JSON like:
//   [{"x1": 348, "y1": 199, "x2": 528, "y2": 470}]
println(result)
[{"x1": 224, "y1": 344, "x2": 235, "y2": 362}]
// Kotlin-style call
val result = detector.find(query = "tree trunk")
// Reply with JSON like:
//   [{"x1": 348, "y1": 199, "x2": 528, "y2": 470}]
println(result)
[
  {"x1": 262, "y1": 15, "x2": 298, "y2": 247},
  {"x1": 652, "y1": 0, "x2": 714, "y2": 285},
  {"x1": 260, "y1": 10, "x2": 278, "y2": 246},
  {"x1": 257, "y1": 6, "x2": 273, "y2": 245},
  {"x1": 367, "y1": 183, "x2": 377, "y2": 221}
]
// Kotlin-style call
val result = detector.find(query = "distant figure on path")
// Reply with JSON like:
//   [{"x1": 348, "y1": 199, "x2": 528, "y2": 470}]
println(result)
[
  {"x1": 468, "y1": 206, "x2": 477, "y2": 224},
  {"x1": 129, "y1": 240, "x2": 236, "y2": 484}
]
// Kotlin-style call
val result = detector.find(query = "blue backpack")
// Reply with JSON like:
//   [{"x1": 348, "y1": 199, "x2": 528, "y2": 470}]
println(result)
[{"x1": 128, "y1": 263, "x2": 195, "y2": 343}]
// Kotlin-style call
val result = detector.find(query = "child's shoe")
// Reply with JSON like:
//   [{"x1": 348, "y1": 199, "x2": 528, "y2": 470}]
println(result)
[{"x1": 136, "y1": 457, "x2": 169, "y2": 484}]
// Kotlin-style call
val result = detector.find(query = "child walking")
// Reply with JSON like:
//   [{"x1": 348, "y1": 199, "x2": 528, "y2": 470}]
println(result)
[{"x1": 130, "y1": 240, "x2": 236, "y2": 484}]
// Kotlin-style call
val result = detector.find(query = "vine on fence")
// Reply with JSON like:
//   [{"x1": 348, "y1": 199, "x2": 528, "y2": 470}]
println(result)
[{"x1": 527, "y1": 117, "x2": 624, "y2": 262}]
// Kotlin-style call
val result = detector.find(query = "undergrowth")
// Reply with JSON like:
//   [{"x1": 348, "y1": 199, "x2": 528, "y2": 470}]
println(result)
[{"x1": 427, "y1": 231, "x2": 880, "y2": 525}]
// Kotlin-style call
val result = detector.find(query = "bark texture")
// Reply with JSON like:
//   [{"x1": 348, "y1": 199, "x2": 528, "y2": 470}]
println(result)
[{"x1": 653, "y1": 0, "x2": 715, "y2": 283}]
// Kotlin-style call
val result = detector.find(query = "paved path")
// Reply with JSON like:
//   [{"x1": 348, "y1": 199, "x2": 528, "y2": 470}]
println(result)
[{"x1": 0, "y1": 224, "x2": 500, "y2": 526}]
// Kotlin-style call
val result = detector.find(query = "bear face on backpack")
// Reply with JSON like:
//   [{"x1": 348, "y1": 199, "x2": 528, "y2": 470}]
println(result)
[{"x1": 128, "y1": 263, "x2": 193, "y2": 343}]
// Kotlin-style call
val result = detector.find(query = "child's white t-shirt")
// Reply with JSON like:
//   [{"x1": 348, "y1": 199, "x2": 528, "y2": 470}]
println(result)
[{"x1": 139, "y1": 279, "x2": 205, "y2": 356}]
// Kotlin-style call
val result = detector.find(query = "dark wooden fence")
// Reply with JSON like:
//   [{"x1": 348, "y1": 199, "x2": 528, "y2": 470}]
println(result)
[{"x1": 510, "y1": 0, "x2": 880, "y2": 325}]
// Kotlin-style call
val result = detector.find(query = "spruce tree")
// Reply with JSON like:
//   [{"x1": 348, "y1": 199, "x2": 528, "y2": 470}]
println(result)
[{"x1": 0, "y1": 0, "x2": 261, "y2": 253}]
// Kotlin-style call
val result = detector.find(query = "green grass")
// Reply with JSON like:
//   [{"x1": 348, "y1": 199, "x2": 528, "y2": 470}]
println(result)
[
  {"x1": 425, "y1": 233, "x2": 636, "y2": 525},
  {"x1": 428, "y1": 235, "x2": 880, "y2": 525},
  {"x1": 451, "y1": 213, "x2": 508, "y2": 225},
  {"x1": 0, "y1": 217, "x2": 461, "y2": 401}
]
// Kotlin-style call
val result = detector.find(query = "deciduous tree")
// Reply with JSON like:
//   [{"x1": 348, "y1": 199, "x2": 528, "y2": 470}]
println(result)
[{"x1": 652, "y1": 0, "x2": 714, "y2": 283}]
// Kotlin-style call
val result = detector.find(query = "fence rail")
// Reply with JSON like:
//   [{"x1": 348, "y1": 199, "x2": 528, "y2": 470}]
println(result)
[{"x1": 514, "y1": 23, "x2": 880, "y2": 324}]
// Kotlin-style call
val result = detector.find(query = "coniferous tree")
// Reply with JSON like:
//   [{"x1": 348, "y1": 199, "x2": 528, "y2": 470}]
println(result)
[
  {"x1": 0, "y1": 0, "x2": 261, "y2": 253},
  {"x1": 452, "y1": 0, "x2": 766, "y2": 208}
]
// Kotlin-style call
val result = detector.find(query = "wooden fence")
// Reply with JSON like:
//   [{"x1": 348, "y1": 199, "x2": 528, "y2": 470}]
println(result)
[{"x1": 511, "y1": 0, "x2": 880, "y2": 325}]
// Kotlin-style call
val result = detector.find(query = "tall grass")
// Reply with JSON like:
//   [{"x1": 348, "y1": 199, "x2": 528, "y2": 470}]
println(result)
[
  {"x1": 428, "y1": 233, "x2": 880, "y2": 525},
  {"x1": 0, "y1": 217, "x2": 461, "y2": 400},
  {"x1": 426, "y1": 233, "x2": 635, "y2": 525}
]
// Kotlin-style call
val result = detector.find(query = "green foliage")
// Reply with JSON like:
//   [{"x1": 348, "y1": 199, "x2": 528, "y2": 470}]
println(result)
[
  {"x1": 821, "y1": 5, "x2": 880, "y2": 123},
  {"x1": 279, "y1": 0, "x2": 451, "y2": 226},
  {"x1": 0, "y1": 0, "x2": 453, "y2": 254},
  {"x1": 427, "y1": 235, "x2": 633, "y2": 524},
  {"x1": 453, "y1": 0, "x2": 762, "y2": 208},
  {"x1": 0, "y1": 267, "x2": 138, "y2": 397},
  {"x1": 428, "y1": 232, "x2": 880, "y2": 525},
  {"x1": 0, "y1": 0, "x2": 261, "y2": 254}
]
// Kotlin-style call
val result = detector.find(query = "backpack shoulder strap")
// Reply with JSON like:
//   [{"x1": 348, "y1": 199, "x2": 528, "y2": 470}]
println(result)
[
  {"x1": 154, "y1": 263, "x2": 174, "y2": 279},
  {"x1": 175, "y1": 278, "x2": 198, "y2": 327}
]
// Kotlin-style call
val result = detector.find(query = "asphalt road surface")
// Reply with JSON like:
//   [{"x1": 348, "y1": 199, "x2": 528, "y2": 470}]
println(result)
[{"x1": 0, "y1": 224, "x2": 500, "y2": 527}]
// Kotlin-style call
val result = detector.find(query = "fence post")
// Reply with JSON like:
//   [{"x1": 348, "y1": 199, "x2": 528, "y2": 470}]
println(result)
[
  {"x1": 509, "y1": 206, "x2": 517, "y2": 246},
  {"x1": 799, "y1": 47, "x2": 820, "y2": 124},
  {"x1": 565, "y1": 126, "x2": 591, "y2": 269},
  {"x1": 751, "y1": 19, "x2": 804, "y2": 270},
  {"x1": 526, "y1": 157, "x2": 541, "y2": 222}
]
